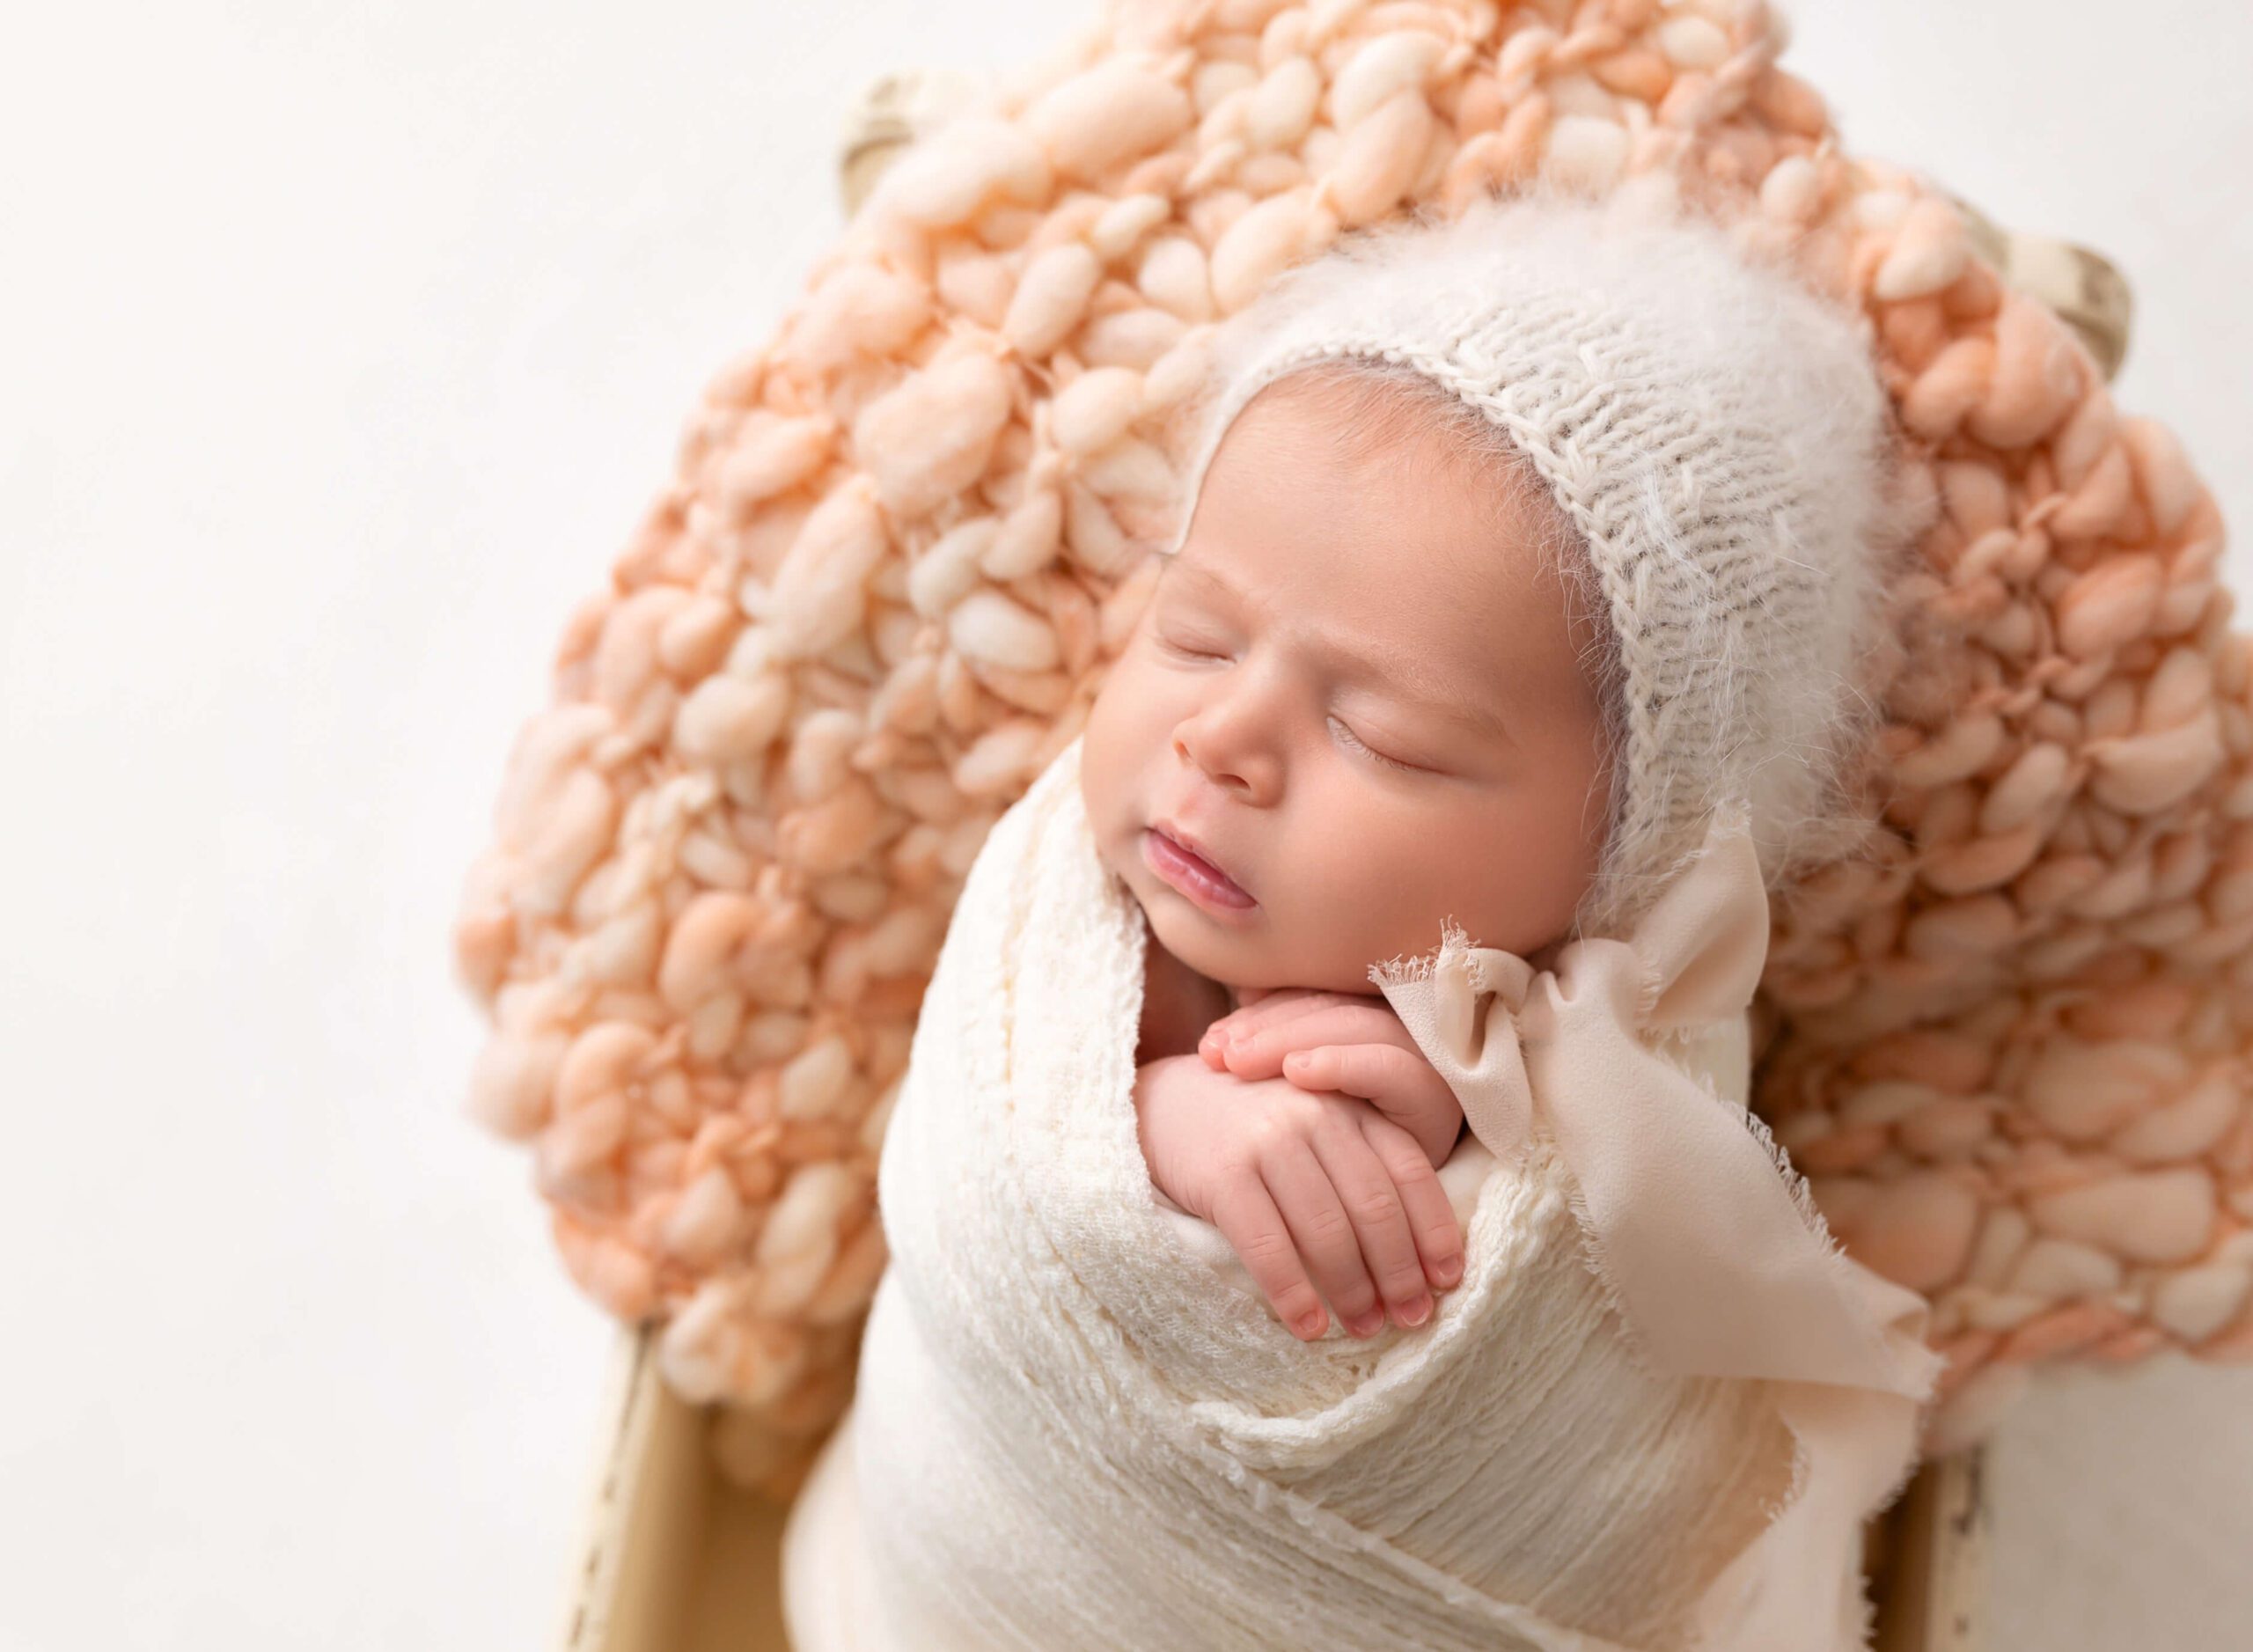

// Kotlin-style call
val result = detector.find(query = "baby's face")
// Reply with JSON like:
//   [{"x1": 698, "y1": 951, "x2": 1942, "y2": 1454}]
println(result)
[{"x1": 1081, "y1": 374, "x2": 1615, "y2": 998}]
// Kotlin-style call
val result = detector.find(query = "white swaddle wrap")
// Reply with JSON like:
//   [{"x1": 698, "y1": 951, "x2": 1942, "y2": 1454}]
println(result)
[{"x1": 782, "y1": 736, "x2": 1941, "y2": 1651}]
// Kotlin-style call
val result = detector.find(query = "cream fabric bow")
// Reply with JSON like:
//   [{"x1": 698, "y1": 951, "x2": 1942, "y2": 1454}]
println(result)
[{"x1": 1371, "y1": 808, "x2": 1944, "y2": 1651}]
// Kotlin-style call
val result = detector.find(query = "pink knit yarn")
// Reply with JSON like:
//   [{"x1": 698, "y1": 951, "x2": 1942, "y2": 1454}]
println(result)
[{"x1": 451, "y1": 0, "x2": 2251, "y2": 1496}]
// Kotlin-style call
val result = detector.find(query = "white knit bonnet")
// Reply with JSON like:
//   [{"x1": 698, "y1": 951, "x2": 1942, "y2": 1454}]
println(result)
[{"x1": 1158, "y1": 184, "x2": 1932, "y2": 940}]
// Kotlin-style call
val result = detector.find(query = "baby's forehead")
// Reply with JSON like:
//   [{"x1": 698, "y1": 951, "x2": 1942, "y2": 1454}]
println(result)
[
  {"x1": 1173, "y1": 369, "x2": 1606, "y2": 701},
  {"x1": 1243, "y1": 367, "x2": 1564, "y2": 514},
  {"x1": 1249, "y1": 364, "x2": 1475, "y2": 459}
]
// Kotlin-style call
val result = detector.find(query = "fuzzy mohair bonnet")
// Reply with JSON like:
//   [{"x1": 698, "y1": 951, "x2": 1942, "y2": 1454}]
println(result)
[{"x1": 1159, "y1": 185, "x2": 1934, "y2": 940}]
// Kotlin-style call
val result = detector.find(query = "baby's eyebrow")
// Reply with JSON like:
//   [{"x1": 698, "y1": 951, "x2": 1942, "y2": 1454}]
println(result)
[
  {"x1": 1164, "y1": 558, "x2": 1257, "y2": 613},
  {"x1": 1163, "y1": 560, "x2": 1520, "y2": 752},
  {"x1": 1338, "y1": 644, "x2": 1521, "y2": 753}
]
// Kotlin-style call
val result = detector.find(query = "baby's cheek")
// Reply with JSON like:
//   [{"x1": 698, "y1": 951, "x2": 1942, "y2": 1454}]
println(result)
[
  {"x1": 1078, "y1": 701, "x2": 1137, "y2": 848},
  {"x1": 1279, "y1": 839, "x2": 1410, "y2": 978}
]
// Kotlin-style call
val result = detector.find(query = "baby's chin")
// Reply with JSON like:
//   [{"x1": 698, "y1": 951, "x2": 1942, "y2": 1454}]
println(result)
[
  {"x1": 1101, "y1": 819, "x2": 1376, "y2": 995},
  {"x1": 1135, "y1": 882, "x2": 1391, "y2": 1000},
  {"x1": 1114, "y1": 858, "x2": 1255, "y2": 982},
  {"x1": 1139, "y1": 891, "x2": 1233, "y2": 971}
]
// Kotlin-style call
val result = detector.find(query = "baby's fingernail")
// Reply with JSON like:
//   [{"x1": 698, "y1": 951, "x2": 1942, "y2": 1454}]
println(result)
[
  {"x1": 1283, "y1": 1051, "x2": 1306, "y2": 1070},
  {"x1": 1295, "y1": 1309, "x2": 1327, "y2": 1339},
  {"x1": 1434, "y1": 1254, "x2": 1463, "y2": 1287},
  {"x1": 1347, "y1": 1309, "x2": 1385, "y2": 1338},
  {"x1": 1398, "y1": 1296, "x2": 1432, "y2": 1327}
]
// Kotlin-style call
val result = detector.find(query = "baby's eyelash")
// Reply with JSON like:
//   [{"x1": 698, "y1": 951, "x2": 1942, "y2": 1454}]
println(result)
[
  {"x1": 1330, "y1": 717, "x2": 1419, "y2": 773},
  {"x1": 1156, "y1": 634, "x2": 1423, "y2": 774},
  {"x1": 1154, "y1": 630, "x2": 1223, "y2": 662}
]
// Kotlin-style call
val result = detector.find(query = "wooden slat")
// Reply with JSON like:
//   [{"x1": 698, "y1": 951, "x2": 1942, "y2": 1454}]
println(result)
[
  {"x1": 1873, "y1": 1445, "x2": 1992, "y2": 1652},
  {"x1": 561, "y1": 1329, "x2": 787, "y2": 1652}
]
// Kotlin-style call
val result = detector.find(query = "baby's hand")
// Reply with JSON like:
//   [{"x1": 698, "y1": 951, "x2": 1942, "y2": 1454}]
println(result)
[
  {"x1": 1200, "y1": 989, "x2": 1467, "y2": 1171},
  {"x1": 1134, "y1": 1054, "x2": 1464, "y2": 1341}
]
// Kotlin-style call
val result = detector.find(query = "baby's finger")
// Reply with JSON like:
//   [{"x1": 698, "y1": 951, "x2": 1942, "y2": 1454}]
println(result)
[
  {"x1": 1198, "y1": 990, "x2": 1342, "y2": 1065},
  {"x1": 1257, "y1": 1134, "x2": 1385, "y2": 1338},
  {"x1": 1360, "y1": 1112, "x2": 1464, "y2": 1291},
  {"x1": 1207, "y1": 1174, "x2": 1329, "y2": 1340},
  {"x1": 1280, "y1": 1039, "x2": 1446, "y2": 1114},
  {"x1": 1287, "y1": 1041, "x2": 1464, "y2": 1167},
  {"x1": 1206, "y1": 988, "x2": 1366, "y2": 1044},
  {"x1": 1305, "y1": 1117, "x2": 1432, "y2": 1329},
  {"x1": 1213, "y1": 1003, "x2": 1402, "y2": 1078}
]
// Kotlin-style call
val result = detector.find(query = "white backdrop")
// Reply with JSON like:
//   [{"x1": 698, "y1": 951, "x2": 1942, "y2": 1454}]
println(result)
[{"x1": 3, "y1": 4, "x2": 2248, "y2": 1648}]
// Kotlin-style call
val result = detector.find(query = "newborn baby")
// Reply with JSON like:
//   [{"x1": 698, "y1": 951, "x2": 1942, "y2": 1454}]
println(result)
[
  {"x1": 782, "y1": 188, "x2": 1946, "y2": 1652},
  {"x1": 1082, "y1": 355, "x2": 1622, "y2": 1342}
]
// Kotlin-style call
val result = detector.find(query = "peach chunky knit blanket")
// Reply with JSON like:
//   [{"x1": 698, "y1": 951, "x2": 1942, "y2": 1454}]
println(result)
[
  {"x1": 452, "y1": 0, "x2": 2253, "y2": 1495},
  {"x1": 780, "y1": 737, "x2": 1935, "y2": 1652}
]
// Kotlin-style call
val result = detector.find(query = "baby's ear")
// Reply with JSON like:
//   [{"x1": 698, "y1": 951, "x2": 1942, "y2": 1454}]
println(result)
[{"x1": 1633, "y1": 820, "x2": 1770, "y2": 1032}]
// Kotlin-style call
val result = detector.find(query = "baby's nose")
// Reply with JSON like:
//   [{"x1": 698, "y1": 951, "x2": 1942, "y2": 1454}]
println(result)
[{"x1": 1174, "y1": 734, "x2": 1264, "y2": 801}]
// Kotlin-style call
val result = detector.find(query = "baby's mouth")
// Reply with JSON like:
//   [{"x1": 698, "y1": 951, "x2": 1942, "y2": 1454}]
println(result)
[{"x1": 1143, "y1": 826, "x2": 1257, "y2": 912}]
